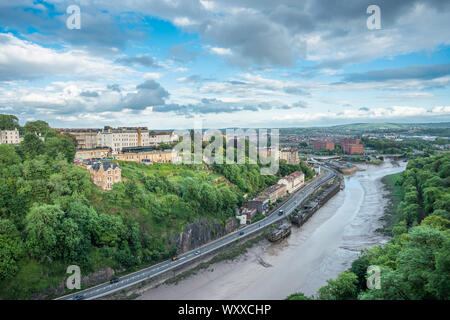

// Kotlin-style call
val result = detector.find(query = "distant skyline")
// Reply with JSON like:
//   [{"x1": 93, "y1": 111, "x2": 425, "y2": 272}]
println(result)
[{"x1": 1, "y1": 0, "x2": 450, "y2": 129}]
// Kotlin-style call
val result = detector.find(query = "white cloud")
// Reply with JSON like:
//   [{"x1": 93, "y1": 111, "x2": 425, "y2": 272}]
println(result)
[
  {"x1": 0, "y1": 33, "x2": 135, "y2": 82},
  {"x1": 173, "y1": 17, "x2": 197, "y2": 27},
  {"x1": 210, "y1": 47, "x2": 232, "y2": 55},
  {"x1": 143, "y1": 72, "x2": 162, "y2": 80}
]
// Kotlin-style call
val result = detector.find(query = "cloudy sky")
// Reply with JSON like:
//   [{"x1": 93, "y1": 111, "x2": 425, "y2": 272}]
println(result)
[{"x1": 1, "y1": 0, "x2": 450, "y2": 129}]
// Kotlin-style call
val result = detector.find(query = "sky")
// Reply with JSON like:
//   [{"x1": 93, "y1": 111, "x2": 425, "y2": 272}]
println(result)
[{"x1": 0, "y1": 0, "x2": 450, "y2": 129}]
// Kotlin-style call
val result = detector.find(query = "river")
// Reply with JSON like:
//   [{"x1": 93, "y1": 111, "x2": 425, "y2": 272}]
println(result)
[{"x1": 137, "y1": 160, "x2": 406, "y2": 300}]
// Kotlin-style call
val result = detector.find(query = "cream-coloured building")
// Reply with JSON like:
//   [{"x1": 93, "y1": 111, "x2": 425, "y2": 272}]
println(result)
[
  {"x1": 56, "y1": 129, "x2": 100, "y2": 149},
  {"x1": 280, "y1": 149, "x2": 300, "y2": 164},
  {"x1": 87, "y1": 161, "x2": 121, "y2": 191},
  {"x1": 75, "y1": 147, "x2": 111, "y2": 162},
  {"x1": 278, "y1": 171, "x2": 305, "y2": 193},
  {"x1": 148, "y1": 131, "x2": 178, "y2": 145},
  {"x1": 97, "y1": 127, "x2": 150, "y2": 154},
  {"x1": 0, "y1": 128, "x2": 21, "y2": 145},
  {"x1": 116, "y1": 149, "x2": 178, "y2": 164},
  {"x1": 263, "y1": 184, "x2": 287, "y2": 203}
]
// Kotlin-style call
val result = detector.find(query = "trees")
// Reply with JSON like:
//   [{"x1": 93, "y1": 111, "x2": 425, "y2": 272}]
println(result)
[
  {"x1": 0, "y1": 114, "x2": 20, "y2": 130},
  {"x1": 317, "y1": 271, "x2": 359, "y2": 300},
  {"x1": 45, "y1": 136, "x2": 76, "y2": 163},
  {"x1": 0, "y1": 144, "x2": 21, "y2": 166},
  {"x1": 23, "y1": 120, "x2": 50, "y2": 136},
  {"x1": 0, "y1": 219, "x2": 24, "y2": 280},
  {"x1": 285, "y1": 292, "x2": 311, "y2": 300},
  {"x1": 24, "y1": 204, "x2": 65, "y2": 260},
  {"x1": 16, "y1": 134, "x2": 46, "y2": 160}
]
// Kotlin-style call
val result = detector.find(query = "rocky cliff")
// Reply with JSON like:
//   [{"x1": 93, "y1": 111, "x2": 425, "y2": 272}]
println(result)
[{"x1": 172, "y1": 217, "x2": 239, "y2": 253}]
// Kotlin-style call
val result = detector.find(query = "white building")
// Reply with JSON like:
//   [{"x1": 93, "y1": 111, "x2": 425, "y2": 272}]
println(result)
[
  {"x1": 0, "y1": 128, "x2": 21, "y2": 145},
  {"x1": 97, "y1": 127, "x2": 150, "y2": 154},
  {"x1": 148, "y1": 131, "x2": 178, "y2": 145}
]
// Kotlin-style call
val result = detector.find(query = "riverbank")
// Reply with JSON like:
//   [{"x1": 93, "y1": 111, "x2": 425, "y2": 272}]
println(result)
[
  {"x1": 137, "y1": 161, "x2": 406, "y2": 300},
  {"x1": 379, "y1": 172, "x2": 405, "y2": 235}
]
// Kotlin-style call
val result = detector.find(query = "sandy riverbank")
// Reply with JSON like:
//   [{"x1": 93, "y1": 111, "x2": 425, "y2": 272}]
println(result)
[{"x1": 137, "y1": 160, "x2": 406, "y2": 300}]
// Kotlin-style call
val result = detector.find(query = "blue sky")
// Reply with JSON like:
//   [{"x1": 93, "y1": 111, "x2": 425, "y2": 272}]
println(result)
[{"x1": 0, "y1": 0, "x2": 449, "y2": 129}]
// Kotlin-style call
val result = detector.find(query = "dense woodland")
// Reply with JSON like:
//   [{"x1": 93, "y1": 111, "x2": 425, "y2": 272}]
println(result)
[
  {"x1": 0, "y1": 114, "x2": 313, "y2": 299},
  {"x1": 287, "y1": 153, "x2": 450, "y2": 300}
]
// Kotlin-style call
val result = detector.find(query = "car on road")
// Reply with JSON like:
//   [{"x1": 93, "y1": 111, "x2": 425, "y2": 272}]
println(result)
[
  {"x1": 194, "y1": 250, "x2": 201, "y2": 255},
  {"x1": 239, "y1": 231, "x2": 244, "y2": 236},
  {"x1": 73, "y1": 294, "x2": 84, "y2": 300},
  {"x1": 110, "y1": 278, "x2": 120, "y2": 284},
  {"x1": 278, "y1": 210, "x2": 284, "y2": 216},
  {"x1": 171, "y1": 256, "x2": 179, "y2": 261}
]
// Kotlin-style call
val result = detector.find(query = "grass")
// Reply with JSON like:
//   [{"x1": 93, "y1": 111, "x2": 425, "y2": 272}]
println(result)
[{"x1": 379, "y1": 172, "x2": 404, "y2": 235}]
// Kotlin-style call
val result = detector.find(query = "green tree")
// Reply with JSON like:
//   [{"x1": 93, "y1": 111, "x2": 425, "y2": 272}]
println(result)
[
  {"x1": 285, "y1": 292, "x2": 311, "y2": 300},
  {"x1": 17, "y1": 134, "x2": 46, "y2": 160},
  {"x1": 24, "y1": 204, "x2": 64, "y2": 260},
  {"x1": 318, "y1": 271, "x2": 359, "y2": 300},
  {"x1": 23, "y1": 120, "x2": 50, "y2": 136},
  {"x1": 0, "y1": 114, "x2": 20, "y2": 130},
  {"x1": 0, "y1": 219, "x2": 24, "y2": 280}
]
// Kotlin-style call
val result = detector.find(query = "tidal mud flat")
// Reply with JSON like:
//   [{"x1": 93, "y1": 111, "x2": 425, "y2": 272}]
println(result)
[{"x1": 137, "y1": 161, "x2": 407, "y2": 300}]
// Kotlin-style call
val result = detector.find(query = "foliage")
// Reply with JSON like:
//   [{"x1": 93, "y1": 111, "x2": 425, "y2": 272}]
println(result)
[
  {"x1": 285, "y1": 292, "x2": 311, "y2": 300},
  {"x1": 314, "y1": 153, "x2": 450, "y2": 300}
]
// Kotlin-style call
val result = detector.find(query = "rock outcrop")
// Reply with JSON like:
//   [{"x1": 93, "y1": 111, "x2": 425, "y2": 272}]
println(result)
[{"x1": 172, "y1": 217, "x2": 239, "y2": 253}]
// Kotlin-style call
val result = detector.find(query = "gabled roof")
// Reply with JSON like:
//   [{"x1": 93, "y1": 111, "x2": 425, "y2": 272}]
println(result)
[{"x1": 90, "y1": 161, "x2": 120, "y2": 172}]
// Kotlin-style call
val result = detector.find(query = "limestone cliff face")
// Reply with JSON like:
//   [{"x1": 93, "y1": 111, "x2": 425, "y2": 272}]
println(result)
[{"x1": 172, "y1": 217, "x2": 239, "y2": 253}]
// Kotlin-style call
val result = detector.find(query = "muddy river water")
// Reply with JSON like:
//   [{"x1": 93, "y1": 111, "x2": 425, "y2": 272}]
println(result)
[{"x1": 138, "y1": 160, "x2": 407, "y2": 300}]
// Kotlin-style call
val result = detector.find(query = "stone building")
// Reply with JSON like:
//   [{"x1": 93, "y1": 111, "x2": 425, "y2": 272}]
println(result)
[
  {"x1": 247, "y1": 196, "x2": 270, "y2": 215},
  {"x1": 148, "y1": 131, "x2": 179, "y2": 145},
  {"x1": 115, "y1": 147, "x2": 178, "y2": 164},
  {"x1": 75, "y1": 147, "x2": 111, "y2": 162},
  {"x1": 97, "y1": 127, "x2": 150, "y2": 154},
  {"x1": 280, "y1": 148, "x2": 300, "y2": 164},
  {"x1": 87, "y1": 161, "x2": 121, "y2": 191},
  {"x1": 278, "y1": 171, "x2": 305, "y2": 193},
  {"x1": 263, "y1": 184, "x2": 287, "y2": 203},
  {"x1": 0, "y1": 128, "x2": 21, "y2": 145},
  {"x1": 56, "y1": 129, "x2": 100, "y2": 149}
]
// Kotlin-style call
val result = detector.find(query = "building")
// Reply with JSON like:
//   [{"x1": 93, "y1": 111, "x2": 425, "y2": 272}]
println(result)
[
  {"x1": 75, "y1": 147, "x2": 111, "y2": 162},
  {"x1": 280, "y1": 149, "x2": 300, "y2": 164},
  {"x1": 240, "y1": 206, "x2": 258, "y2": 222},
  {"x1": 148, "y1": 131, "x2": 178, "y2": 145},
  {"x1": 0, "y1": 128, "x2": 21, "y2": 145},
  {"x1": 247, "y1": 196, "x2": 270, "y2": 215},
  {"x1": 87, "y1": 161, "x2": 121, "y2": 191},
  {"x1": 263, "y1": 184, "x2": 287, "y2": 203},
  {"x1": 313, "y1": 141, "x2": 335, "y2": 151},
  {"x1": 97, "y1": 127, "x2": 150, "y2": 154},
  {"x1": 56, "y1": 129, "x2": 100, "y2": 149},
  {"x1": 116, "y1": 147, "x2": 178, "y2": 164},
  {"x1": 340, "y1": 139, "x2": 364, "y2": 154},
  {"x1": 347, "y1": 144, "x2": 364, "y2": 155},
  {"x1": 236, "y1": 214, "x2": 247, "y2": 225},
  {"x1": 278, "y1": 171, "x2": 305, "y2": 193}
]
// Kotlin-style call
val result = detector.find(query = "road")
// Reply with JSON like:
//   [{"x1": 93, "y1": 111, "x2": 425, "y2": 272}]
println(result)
[{"x1": 57, "y1": 167, "x2": 336, "y2": 300}]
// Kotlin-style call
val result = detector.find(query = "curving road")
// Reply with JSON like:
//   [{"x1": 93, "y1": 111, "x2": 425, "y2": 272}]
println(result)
[{"x1": 56, "y1": 167, "x2": 336, "y2": 300}]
